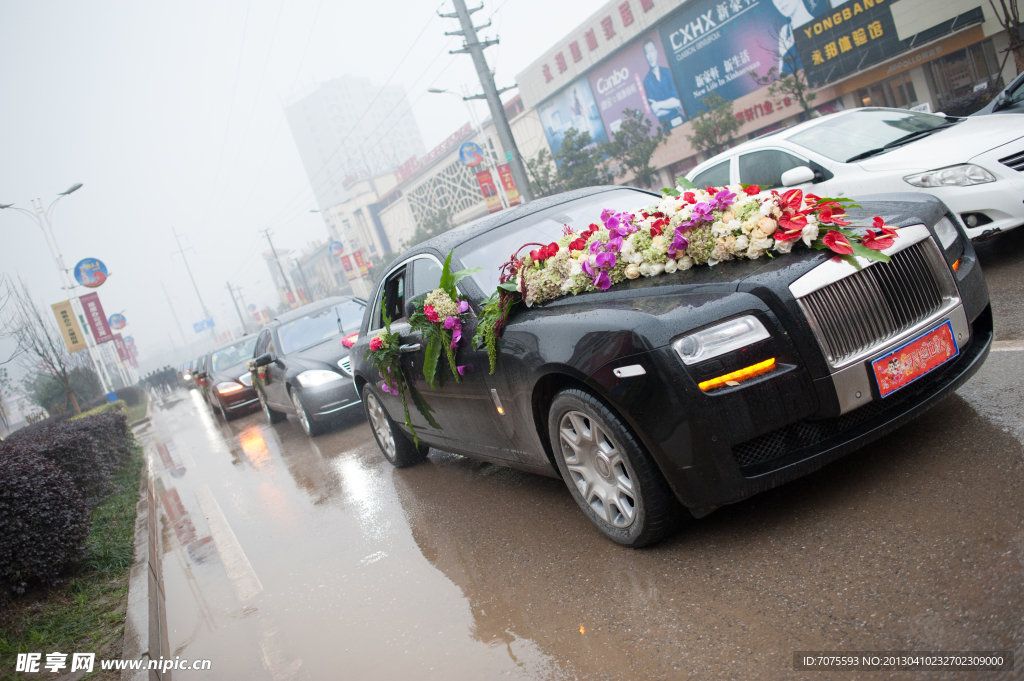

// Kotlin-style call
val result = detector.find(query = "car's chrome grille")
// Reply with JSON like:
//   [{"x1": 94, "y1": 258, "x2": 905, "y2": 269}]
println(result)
[
  {"x1": 337, "y1": 356, "x2": 352, "y2": 375},
  {"x1": 798, "y1": 241, "x2": 946, "y2": 367},
  {"x1": 999, "y1": 149, "x2": 1024, "y2": 172}
]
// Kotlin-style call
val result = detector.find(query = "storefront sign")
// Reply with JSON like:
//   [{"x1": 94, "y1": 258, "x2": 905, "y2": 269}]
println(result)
[
  {"x1": 476, "y1": 170, "x2": 503, "y2": 214},
  {"x1": 537, "y1": 77, "x2": 608, "y2": 161},
  {"x1": 79, "y1": 292, "x2": 114, "y2": 344},
  {"x1": 340, "y1": 255, "x2": 358, "y2": 281},
  {"x1": 658, "y1": 0, "x2": 796, "y2": 117},
  {"x1": 496, "y1": 164, "x2": 521, "y2": 207},
  {"x1": 73, "y1": 258, "x2": 108, "y2": 288},
  {"x1": 589, "y1": 30, "x2": 685, "y2": 137},
  {"x1": 51, "y1": 300, "x2": 87, "y2": 354}
]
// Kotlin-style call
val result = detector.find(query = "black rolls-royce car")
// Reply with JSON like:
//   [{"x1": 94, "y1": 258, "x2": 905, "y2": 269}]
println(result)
[
  {"x1": 205, "y1": 334, "x2": 260, "y2": 420},
  {"x1": 350, "y1": 187, "x2": 991, "y2": 547},
  {"x1": 253, "y1": 296, "x2": 367, "y2": 436}
]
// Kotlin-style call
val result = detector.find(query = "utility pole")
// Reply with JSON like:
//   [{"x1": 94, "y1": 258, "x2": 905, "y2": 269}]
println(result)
[
  {"x1": 226, "y1": 282, "x2": 248, "y2": 334},
  {"x1": 262, "y1": 228, "x2": 297, "y2": 305},
  {"x1": 234, "y1": 285, "x2": 253, "y2": 330},
  {"x1": 441, "y1": 0, "x2": 534, "y2": 203},
  {"x1": 160, "y1": 280, "x2": 190, "y2": 349},
  {"x1": 293, "y1": 257, "x2": 312, "y2": 303},
  {"x1": 171, "y1": 227, "x2": 211, "y2": 320}
]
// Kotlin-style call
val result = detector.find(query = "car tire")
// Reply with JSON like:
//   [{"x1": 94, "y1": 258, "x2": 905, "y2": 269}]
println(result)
[
  {"x1": 362, "y1": 384, "x2": 428, "y2": 467},
  {"x1": 259, "y1": 388, "x2": 286, "y2": 424},
  {"x1": 290, "y1": 388, "x2": 325, "y2": 437},
  {"x1": 548, "y1": 388, "x2": 681, "y2": 548}
]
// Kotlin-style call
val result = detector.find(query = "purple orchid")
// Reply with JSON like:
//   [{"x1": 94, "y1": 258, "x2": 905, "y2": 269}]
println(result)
[
  {"x1": 669, "y1": 234, "x2": 690, "y2": 258},
  {"x1": 378, "y1": 371, "x2": 399, "y2": 395},
  {"x1": 593, "y1": 271, "x2": 612, "y2": 290},
  {"x1": 711, "y1": 188, "x2": 737, "y2": 211},
  {"x1": 594, "y1": 251, "x2": 617, "y2": 268},
  {"x1": 581, "y1": 258, "x2": 595, "y2": 276},
  {"x1": 444, "y1": 317, "x2": 462, "y2": 350},
  {"x1": 457, "y1": 299, "x2": 470, "y2": 314},
  {"x1": 607, "y1": 234, "x2": 623, "y2": 251},
  {"x1": 457, "y1": 363, "x2": 474, "y2": 375}
]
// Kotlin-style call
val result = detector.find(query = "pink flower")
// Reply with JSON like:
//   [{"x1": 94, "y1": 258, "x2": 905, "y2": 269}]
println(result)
[
  {"x1": 444, "y1": 317, "x2": 462, "y2": 349},
  {"x1": 594, "y1": 251, "x2": 616, "y2": 268},
  {"x1": 424, "y1": 305, "x2": 439, "y2": 323},
  {"x1": 594, "y1": 271, "x2": 612, "y2": 290},
  {"x1": 458, "y1": 299, "x2": 470, "y2": 314},
  {"x1": 369, "y1": 337, "x2": 383, "y2": 352}
]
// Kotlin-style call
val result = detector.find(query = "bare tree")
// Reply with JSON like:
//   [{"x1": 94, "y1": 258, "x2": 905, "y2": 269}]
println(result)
[
  {"x1": 989, "y1": 0, "x2": 1024, "y2": 74},
  {"x1": 1, "y1": 278, "x2": 86, "y2": 415}
]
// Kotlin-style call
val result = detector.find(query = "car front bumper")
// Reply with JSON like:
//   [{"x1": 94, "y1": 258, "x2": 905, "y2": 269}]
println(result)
[
  {"x1": 919, "y1": 176, "x2": 1024, "y2": 240},
  {"x1": 219, "y1": 385, "x2": 260, "y2": 412},
  {"x1": 295, "y1": 378, "x2": 362, "y2": 419}
]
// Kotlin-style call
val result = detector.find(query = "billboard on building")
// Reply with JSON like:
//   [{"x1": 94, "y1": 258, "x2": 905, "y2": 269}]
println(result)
[
  {"x1": 588, "y1": 30, "x2": 686, "y2": 138},
  {"x1": 658, "y1": 0, "x2": 797, "y2": 117},
  {"x1": 476, "y1": 170, "x2": 503, "y2": 214},
  {"x1": 537, "y1": 77, "x2": 607, "y2": 162}
]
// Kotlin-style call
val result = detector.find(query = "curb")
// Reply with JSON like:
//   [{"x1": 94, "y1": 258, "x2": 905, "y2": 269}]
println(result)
[{"x1": 121, "y1": 446, "x2": 170, "y2": 680}]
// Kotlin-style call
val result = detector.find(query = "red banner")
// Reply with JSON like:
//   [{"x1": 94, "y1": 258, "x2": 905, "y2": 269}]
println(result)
[
  {"x1": 113, "y1": 333, "x2": 130, "y2": 361},
  {"x1": 340, "y1": 255, "x2": 357, "y2": 281},
  {"x1": 79, "y1": 292, "x2": 114, "y2": 344},
  {"x1": 872, "y1": 321, "x2": 958, "y2": 397},
  {"x1": 476, "y1": 170, "x2": 503, "y2": 214},
  {"x1": 496, "y1": 164, "x2": 521, "y2": 206},
  {"x1": 353, "y1": 252, "x2": 370, "y2": 277}
]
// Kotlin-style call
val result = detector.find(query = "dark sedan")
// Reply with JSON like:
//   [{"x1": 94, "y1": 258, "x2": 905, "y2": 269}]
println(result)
[
  {"x1": 350, "y1": 187, "x2": 992, "y2": 547},
  {"x1": 205, "y1": 335, "x2": 260, "y2": 420},
  {"x1": 253, "y1": 296, "x2": 366, "y2": 436}
]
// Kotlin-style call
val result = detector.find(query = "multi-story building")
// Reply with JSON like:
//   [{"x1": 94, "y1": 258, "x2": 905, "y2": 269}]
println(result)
[{"x1": 285, "y1": 75, "x2": 427, "y2": 210}]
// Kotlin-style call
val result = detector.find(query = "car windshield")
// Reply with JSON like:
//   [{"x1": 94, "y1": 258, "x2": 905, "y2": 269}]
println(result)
[
  {"x1": 454, "y1": 189, "x2": 655, "y2": 296},
  {"x1": 277, "y1": 300, "x2": 365, "y2": 354},
  {"x1": 211, "y1": 337, "x2": 258, "y2": 372},
  {"x1": 786, "y1": 109, "x2": 950, "y2": 162}
]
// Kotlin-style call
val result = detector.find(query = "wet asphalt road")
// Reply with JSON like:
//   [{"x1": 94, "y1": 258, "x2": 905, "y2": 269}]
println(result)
[{"x1": 140, "y1": 228, "x2": 1024, "y2": 680}]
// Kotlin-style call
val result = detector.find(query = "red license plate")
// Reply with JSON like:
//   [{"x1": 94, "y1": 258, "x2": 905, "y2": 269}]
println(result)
[{"x1": 871, "y1": 321, "x2": 959, "y2": 398}]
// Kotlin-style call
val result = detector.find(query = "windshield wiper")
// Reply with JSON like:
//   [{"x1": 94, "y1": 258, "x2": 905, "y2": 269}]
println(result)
[{"x1": 845, "y1": 120, "x2": 962, "y2": 163}]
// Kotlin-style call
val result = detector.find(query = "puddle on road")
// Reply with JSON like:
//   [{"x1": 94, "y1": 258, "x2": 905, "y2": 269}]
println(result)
[{"x1": 144, "y1": 387, "x2": 1024, "y2": 680}]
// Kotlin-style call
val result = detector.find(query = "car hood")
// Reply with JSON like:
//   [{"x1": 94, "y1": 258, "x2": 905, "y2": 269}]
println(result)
[
  {"x1": 285, "y1": 338, "x2": 351, "y2": 371},
  {"x1": 853, "y1": 115, "x2": 1024, "y2": 172},
  {"x1": 210, "y1": 360, "x2": 251, "y2": 385}
]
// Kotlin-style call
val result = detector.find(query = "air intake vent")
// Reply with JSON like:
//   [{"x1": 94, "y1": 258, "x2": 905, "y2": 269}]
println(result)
[
  {"x1": 337, "y1": 356, "x2": 352, "y2": 375},
  {"x1": 999, "y1": 149, "x2": 1024, "y2": 172}
]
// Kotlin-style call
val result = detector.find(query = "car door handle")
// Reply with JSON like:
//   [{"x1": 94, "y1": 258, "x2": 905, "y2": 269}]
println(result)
[{"x1": 399, "y1": 343, "x2": 422, "y2": 353}]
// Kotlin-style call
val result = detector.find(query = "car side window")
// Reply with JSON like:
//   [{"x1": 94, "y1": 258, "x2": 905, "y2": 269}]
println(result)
[
  {"x1": 738, "y1": 149, "x2": 807, "y2": 189},
  {"x1": 255, "y1": 329, "x2": 274, "y2": 357},
  {"x1": 692, "y1": 160, "x2": 731, "y2": 189},
  {"x1": 410, "y1": 258, "x2": 442, "y2": 299},
  {"x1": 377, "y1": 267, "x2": 407, "y2": 326}
]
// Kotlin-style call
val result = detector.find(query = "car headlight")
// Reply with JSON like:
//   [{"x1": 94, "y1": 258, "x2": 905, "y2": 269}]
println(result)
[
  {"x1": 932, "y1": 216, "x2": 960, "y2": 249},
  {"x1": 295, "y1": 370, "x2": 344, "y2": 387},
  {"x1": 903, "y1": 164, "x2": 996, "y2": 188},
  {"x1": 238, "y1": 373, "x2": 253, "y2": 387},
  {"x1": 216, "y1": 381, "x2": 244, "y2": 394},
  {"x1": 673, "y1": 315, "x2": 771, "y2": 365}
]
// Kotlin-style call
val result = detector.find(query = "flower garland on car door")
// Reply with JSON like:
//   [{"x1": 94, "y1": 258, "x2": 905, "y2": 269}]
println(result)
[
  {"x1": 408, "y1": 252, "x2": 482, "y2": 389},
  {"x1": 473, "y1": 182, "x2": 901, "y2": 374},
  {"x1": 365, "y1": 302, "x2": 439, "y2": 446}
]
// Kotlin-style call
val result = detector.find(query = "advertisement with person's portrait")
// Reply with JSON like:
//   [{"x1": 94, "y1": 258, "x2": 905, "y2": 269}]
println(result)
[
  {"x1": 587, "y1": 31, "x2": 685, "y2": 141},
  {"x1": 537, "y1": 77, "x2": 608, "y2": 162}
]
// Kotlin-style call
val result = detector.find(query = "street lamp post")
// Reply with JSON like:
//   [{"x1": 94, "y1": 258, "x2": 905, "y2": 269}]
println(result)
[{"x1": 1, "y1": 184, "x2": 121, "y2": 395}]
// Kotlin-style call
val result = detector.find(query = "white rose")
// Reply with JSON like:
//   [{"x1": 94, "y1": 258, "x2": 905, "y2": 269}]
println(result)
[
  {"x1": 759, "y1": 201, "x2": 774, "y2": 216},
  {"x1": 649, "y1": 262, "x2": 665, "y2": 276},
  {"x1": 621, "y1": 239, "x2": 636, "y2": 257},
  {"x1": 625, "y1": 264, "x2": 641, "y2": 279},
  {"x1": 734, "y1": 235, "x2": 750, "y2": 252},
  {"x1": 774, "y1": 238, "x2": 794, "y2": 254},
  {"x1": 677, "y1": 255, "x2": 694, "y2": 270},
  {"x1": 651, "y1": 235, "x2": 666, "y2": 252},
  {"x1": 639, "y1": 262, "x2": 653, "y2": 277},
  {"x1": 751, "y1": 234, "x2": 773, "y2": 251},
  {"x1": 801, "y1": 223, "x2": 820, "y2": 247},
  {"x1": 664, "y1": 258, "x2": 678, "y2": 273}
]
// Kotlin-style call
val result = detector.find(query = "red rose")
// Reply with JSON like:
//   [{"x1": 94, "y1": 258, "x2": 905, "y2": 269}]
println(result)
[
  {"x1": 822, "y1": 230, "x2": 854, "y2": 255},
  {"x1": 571, "y1": 238, "x2": 586, "y2": 250},
  {"x1": 742, "y1": 185, "x2": 761, "y2": 195},
  {"x1": 530, "y1": 249, "x2": 542, "y2": 262},
  {"x1": 424, "y1": 304, "x2": 439, "y2": 323},
  {"x1": 650, "y1": 225, "x2": 663, "y2": 236},
  {"x1": 707, "y1": 187, "x2": 719, "y2": 195},
  {"x1": 682, "y1": 192, "x2": 696, "y2": 204}
]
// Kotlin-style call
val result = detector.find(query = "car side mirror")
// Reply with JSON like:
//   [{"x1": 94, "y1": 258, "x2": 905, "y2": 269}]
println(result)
[
  {"x1": 993, "y1": 92, "x2": 1010, "y2": 111},
  {"x1": 254, "y1": 353, "x2": 274, "y2": 367},
  {"x1": 781, "y1": 166, "x2": 816, "y2": 187}
]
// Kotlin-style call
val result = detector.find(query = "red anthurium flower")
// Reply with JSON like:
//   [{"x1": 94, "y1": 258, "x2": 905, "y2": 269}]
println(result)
[
  {"x1": 778, "y1": 213, "x2": 808, "y2": 232},
  {"x1": 860, "y1": 229, "x2": 896, "y2": 251},
  {"x1": 817, "y1": 206, "x2": 851, "y2": 226},
  {"x1": 872, "y1": 216, "x2": 899, "y2": 237},
  {"x1": 529, "y1": 249, "x2": 542, "y2": 262},
  {"x1": 822, "y1": 230, "x2": 854, "y2": 255},
  {"x1": 780, "y1": 188, "x2": 804, "y2": 212},
  {"x1": 742, "y1": 185, "x2": 761, "y2": 195}
]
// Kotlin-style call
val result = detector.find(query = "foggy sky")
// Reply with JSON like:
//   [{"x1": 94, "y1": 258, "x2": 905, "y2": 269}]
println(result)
[{"x1": 0, "y1": 0, "x2": 598, "y2": 376}]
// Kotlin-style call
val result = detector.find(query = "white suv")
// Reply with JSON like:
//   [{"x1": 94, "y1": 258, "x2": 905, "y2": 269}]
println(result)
[{"x1": 685, "y1": 107, "x2": 1024, "y2": 241}]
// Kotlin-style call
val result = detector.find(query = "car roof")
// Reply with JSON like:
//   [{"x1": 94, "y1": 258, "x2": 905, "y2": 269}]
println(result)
[
  {"x1": 374, "y1": 186, "x2": 648, "y2": 275},
  {"x1": 271, "y1": 295, "x2": 359, "y2": 325},
  {"x1": 211, "y1": 333, "x2": 258, "y2": 350}
]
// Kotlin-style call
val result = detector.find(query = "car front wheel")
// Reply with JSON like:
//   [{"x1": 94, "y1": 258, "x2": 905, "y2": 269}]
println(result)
[
  {"x1": 290, "y1": 388, "x2": 325, "y2": 437},
  {"x1": 362, "y1": 384, "x2": 427, "y2": 467},
  {"x1": 259, "y1": 388, "x2": 286, "y2": 424},
  {"x1": 548, "y1": 388, "x2": 681, "y2": 547}
]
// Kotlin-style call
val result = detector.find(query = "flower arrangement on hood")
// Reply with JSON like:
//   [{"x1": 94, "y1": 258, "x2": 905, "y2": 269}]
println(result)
[
  {"x1": 472, "y1": 181, "x2": 900, "y2": 372},
  {"x1": 408, "y1": 252, "x2": 482, "y2": 390},
  {"x1": 365, "y1": 303, "x2": 438, "y2": 446}
]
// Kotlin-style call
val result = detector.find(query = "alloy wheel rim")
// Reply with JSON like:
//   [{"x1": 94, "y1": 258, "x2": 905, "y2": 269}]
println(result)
[
  {"x1": 291, "y1": 391, "x2": 311, "y2": 435},
  {"x1": 558, "y1": 410, "x2": 637, "y2": 528},
  {"x1": 366, "y1": 393, "x2": 396, "y2": 460}
]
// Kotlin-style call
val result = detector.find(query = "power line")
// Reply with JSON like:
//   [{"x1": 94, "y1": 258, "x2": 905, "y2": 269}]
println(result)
[{"x1": 171, "y1": 227, "x2": 210, "y2": 320}]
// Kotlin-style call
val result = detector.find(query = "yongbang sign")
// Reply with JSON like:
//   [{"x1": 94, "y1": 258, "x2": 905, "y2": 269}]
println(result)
[
  {"x1": 74, "y1": 258, "x2": 108, "y2": 288},
  {"x1": 79, "y1": 292, "x2": 114, "y2": 344}
]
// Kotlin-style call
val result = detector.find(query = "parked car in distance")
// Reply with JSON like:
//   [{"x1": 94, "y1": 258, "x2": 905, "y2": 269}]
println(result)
[
  {"x1": 973, "y1": 72, "x2": 1024, "y2": 116},
  {"x1": 685, "y1": 107, "x2": 1024, "y2": 241},
  {"x1": 206, "y1": 334, "x2": 260, "y2": 420},
  {"x1": 351, "y1": 186, "x2": 992, "y2": 547},
  {"x1": 253, "y1": 296, "x2": 367, "y2": 436}
]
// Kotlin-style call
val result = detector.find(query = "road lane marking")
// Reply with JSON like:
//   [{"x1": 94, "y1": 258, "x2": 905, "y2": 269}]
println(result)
[
  {"x1": 991, "y1": 341, "x2": 1024, "y2": 352},
  {"x1": 194, "y1": 485, "x2": 263, "y2": 602}
]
